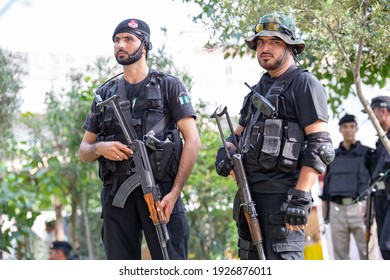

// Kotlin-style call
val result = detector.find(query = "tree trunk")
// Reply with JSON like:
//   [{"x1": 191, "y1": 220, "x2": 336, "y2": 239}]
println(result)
[
  {"x1": 81, "y1": 193, "x2": 95, "y2": 259},
  {"x1": 54, "y1": 197, "x2": 65, "y2": 240},
  {"x1": 354, "y1": 68, "x2": 390, "y2": 155},
  {"x1": 354, "y1": 0, "x2": 390, "y2": 155},
  {"x1": 70, "y1": 196, "x2": 77, "y2": 246}
]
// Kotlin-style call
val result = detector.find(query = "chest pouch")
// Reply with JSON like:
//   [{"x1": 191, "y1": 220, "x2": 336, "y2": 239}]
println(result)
[
  {"x1": 277, "y1": 122, "x2": 304, "y2": 173},
  {"x1": 242, "y1": 121, "x2": 265, "y2": 166},
  {"x1": 144, "y1": 75, "x2": 162, "y2": 109},
  {"x1": 258, "y1": 119, "x2": 283, "y2": 170},
  {"x1": 99, "y1": 106, "x2": 116, "y2": 132},
  {"x1": 142, "y1": 80, "x2": 164, "y2": 136}
]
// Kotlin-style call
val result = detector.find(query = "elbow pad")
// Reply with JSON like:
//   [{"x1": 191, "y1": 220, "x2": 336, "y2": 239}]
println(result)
[{"x1": 302, "y1": 131, "x2": 335, "y2": 174}]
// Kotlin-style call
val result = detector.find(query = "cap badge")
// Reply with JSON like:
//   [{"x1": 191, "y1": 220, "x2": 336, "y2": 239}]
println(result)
[{"x1": 128, "y1": 19, "x2": 138, "y2": 29}]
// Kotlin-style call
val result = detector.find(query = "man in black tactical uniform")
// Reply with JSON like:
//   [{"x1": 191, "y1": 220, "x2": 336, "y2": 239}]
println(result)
[
  {"x1": 215, "y1": 13, "x2": 334, "y2": 260},
  {"x1": 78, "y1": 18, "x2": 201, "y2": 260},
  {"x1": 368, "y1": 96, "x2": 390, "y2": 260},
  {"x1": 321, "y1": 114, "x2": 379, "y2": 259}
]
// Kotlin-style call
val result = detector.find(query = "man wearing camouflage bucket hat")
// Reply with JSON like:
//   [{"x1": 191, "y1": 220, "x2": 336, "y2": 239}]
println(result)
[{"x1": 215, "y1": 13, "x2": 334, "y2": 259}]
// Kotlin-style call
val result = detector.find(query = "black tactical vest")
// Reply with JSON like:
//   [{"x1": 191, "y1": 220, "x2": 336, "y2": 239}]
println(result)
[
  {"x1": 326, "y1": 143, "x2": 371, "y2": 197},
  {"x1": 96, "y1": 70, "x2": 182, "y2": 182},
  {"x1": 240, "y1": 67, "x2": 306, "y2": 174}
]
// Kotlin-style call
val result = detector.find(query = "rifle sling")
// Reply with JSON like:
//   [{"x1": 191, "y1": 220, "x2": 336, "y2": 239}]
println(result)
[
  {"x1": 117, "y1": 76, "x2": 170, "y2": 136},
  {"x1": 117, "y1": 77, "x2": 139, "y2": 138},
  {"x1": 112, "y1": 76, "x2": 167, "y2": 208}
]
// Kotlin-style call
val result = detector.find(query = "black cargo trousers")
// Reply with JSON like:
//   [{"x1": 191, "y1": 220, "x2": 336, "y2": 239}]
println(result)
[
  {"x1": 237, "y1": 192, "x2": 305, "y2": 260},
  {"x1": 101, "y1": 175, "x2": 189, "y2": 260}
]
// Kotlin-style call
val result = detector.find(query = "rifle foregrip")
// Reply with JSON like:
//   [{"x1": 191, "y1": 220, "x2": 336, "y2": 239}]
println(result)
[
  {"x1": 156, "y1": 201, "x2": 170, "y2": 242},
  {"x1": 245, "y1": 212, "x2": 262, "y2": 239},
  {"x1": 144, "y1": 193, "x2": 159, "y2": 224}
]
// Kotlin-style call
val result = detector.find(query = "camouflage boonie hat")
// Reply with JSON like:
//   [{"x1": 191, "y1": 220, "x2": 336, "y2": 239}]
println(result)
[{"x1": 245, "y1": 13, "x2": 305, "y2": 54}]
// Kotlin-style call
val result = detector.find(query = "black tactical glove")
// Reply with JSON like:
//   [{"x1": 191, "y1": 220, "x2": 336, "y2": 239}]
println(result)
[
  {"x1": 284, "y1": 189, "x2": 313, "y2": 225},
  {"x1": 215, "y1": 146, "x2": 235, "y2": 177}
]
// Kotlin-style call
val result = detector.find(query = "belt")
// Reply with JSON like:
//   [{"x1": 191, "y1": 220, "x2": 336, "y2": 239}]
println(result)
[{"x1": 331, "y1": 196, "x2": 357, "y2": 205}]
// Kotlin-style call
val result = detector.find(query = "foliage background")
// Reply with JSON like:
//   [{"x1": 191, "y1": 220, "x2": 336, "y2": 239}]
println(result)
[
  {"x1": 0, "y1": 37, "x2": 238, "y2": 259},
  {"x1": 1, "y1": 0, "x2": 389, "y2": 260}
]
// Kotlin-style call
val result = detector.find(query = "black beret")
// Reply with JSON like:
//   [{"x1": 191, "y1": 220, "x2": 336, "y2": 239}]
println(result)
[
  {"x1": 50, "y1": 241, "x2": 72, "y2": 252},
  {"x1": 338, "y1": 113, "x2": 356, "y2": 126},
  {"x1": 112, "y1": 18, "x2": 150, "y2": 42}
]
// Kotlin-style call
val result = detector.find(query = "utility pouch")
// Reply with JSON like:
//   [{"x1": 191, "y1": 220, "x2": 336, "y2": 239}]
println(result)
[
  {"x1": 258, "y1": 119, "x2": 283, "y2": 170},
  {"x1": 242, "y1": 122, "x2": 264, "y2": 166},
  {"x1": 149, "y1": 139, "x2": 175, "y2": 181},
  {"x1": 277, "y1": 122, "x2": 304, "y2": 173},
  {"x1": 144, "y1": 78, "x2": 162, "y2": 109}
]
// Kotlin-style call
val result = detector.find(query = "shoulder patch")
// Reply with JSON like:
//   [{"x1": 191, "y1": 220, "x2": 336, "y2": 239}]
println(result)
[
  {"x1": 88, "y1": 110, "x2": 95, "y2": 119},
  {"x1": 177, "y1": 92, "x2": 191, "y2": 105}
]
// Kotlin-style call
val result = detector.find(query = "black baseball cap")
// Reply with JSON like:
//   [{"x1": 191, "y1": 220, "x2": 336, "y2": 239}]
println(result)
[
  {"x1": 338, "y1": 114, "x2": 356, "y2": 126},
  {"x1": 370, "y1": 96, "x2": 390, "y2": 109},
  {"x1": 362, "y1": 96, "x2": 390, "y2": 113}
]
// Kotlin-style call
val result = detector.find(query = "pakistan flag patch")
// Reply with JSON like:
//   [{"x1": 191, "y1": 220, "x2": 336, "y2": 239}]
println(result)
[{"x1": 178, "y1": 93, "x2": 191, "y2": 105}]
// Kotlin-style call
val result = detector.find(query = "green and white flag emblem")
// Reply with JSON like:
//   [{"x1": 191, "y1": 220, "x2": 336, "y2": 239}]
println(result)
[{"x1": 178, "y1": 94, "x2": 190, "y2": 105}]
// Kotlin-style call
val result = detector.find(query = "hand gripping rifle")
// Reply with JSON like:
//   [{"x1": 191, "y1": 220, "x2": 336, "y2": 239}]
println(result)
[
  {"x1": 95, "y1": 94, "x2": 170, "y2": 260},
  {"x1": 210, "y1": 106, "x2": 266, "y2": 260}
]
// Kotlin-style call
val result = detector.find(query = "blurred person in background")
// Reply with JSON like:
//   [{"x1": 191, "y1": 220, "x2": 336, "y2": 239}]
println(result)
[{"x1": 321, "y1": 113, "x2": 379, "y2": 259}]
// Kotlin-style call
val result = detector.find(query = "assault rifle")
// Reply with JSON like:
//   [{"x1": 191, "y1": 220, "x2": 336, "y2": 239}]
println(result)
[
  {"x1": 210, "y1": 106, "x2": 266, "y2": 260},
  {"x1": 95, "y1": 94, "x2": 170, "y2": 260},
  {"x1": 244, "y1": 82, "x2": 277, "y2": 118},
  {"x1": 365, "y1": 187, "x2": 375, "y2": 260}
]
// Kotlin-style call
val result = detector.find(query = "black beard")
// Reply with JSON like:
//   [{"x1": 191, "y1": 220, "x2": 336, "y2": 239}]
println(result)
[
  {"x1": 259, "y1": 60, "x2": 280, "y2": 71},
  {"x1": 115, "y1": 47, "x2": 143, "y2": 65}
]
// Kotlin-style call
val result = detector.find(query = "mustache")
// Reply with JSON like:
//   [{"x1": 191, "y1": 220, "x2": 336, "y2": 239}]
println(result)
[
  {"x1": 116, "y1": 50, "x2": 129, "y2": 56},
  {"x1": 260, "y1": 51, "x2": 273, "y2": 56}
]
